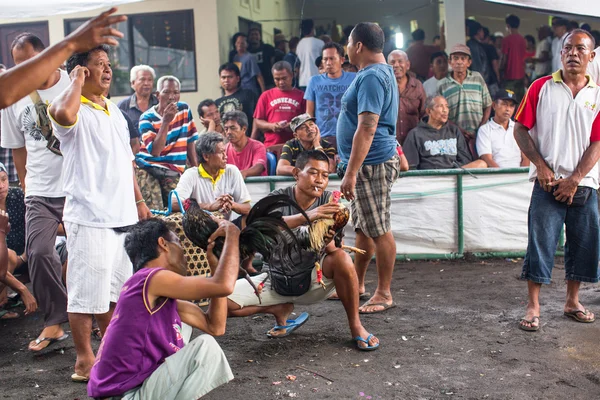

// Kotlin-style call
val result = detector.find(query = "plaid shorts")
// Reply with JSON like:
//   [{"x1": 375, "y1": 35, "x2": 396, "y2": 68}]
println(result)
[{"x1": 351, "y1": 155, "x2": 400, "y2": 238}]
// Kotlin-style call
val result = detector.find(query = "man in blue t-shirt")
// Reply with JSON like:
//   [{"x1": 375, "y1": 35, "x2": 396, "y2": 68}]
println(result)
[
  {"x1": 304, "y1": 42, "x2": 356, "y2": 151},
  {"x1": 336, "y1": 22, "x2": 400, "y2": 315}
]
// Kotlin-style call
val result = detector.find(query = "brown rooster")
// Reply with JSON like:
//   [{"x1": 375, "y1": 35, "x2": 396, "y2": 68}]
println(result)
[{"x1": 181, "y1": 195, "x2": 310, "y2": 302}]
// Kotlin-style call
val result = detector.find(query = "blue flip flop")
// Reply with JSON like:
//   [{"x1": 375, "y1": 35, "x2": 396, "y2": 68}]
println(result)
[
  {"x1": 354, "y1": 334, "x2": 380, "y2": 351},
  {"x1": 266, "y1": 312, "x2": 310, "y2": 338}
]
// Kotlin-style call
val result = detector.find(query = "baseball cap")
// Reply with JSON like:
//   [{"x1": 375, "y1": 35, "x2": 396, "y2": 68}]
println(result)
[
  {"x1": 449, "y1": 43, "x2": 471, "y2": 57},
  {"x1": 493, "y1": 89, "x2": 518, "y2": 104},
  {"x1": 290, "y1": 113, "x2": 316, "y2": 132}
]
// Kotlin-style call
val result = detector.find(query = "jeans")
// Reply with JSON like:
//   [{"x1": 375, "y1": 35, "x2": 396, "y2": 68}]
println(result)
[{"x1": 522, "y1": 181, "x2": 600, "y2": 284}]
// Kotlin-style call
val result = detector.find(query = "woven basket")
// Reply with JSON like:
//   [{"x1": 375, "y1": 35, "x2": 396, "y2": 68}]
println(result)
[{"x1": 157, "y1": 212, "x2": 211, "y2": 306}]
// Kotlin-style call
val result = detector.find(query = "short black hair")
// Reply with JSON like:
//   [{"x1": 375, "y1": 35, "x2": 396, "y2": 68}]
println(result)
[
  {"x1": 315, "y1": 56, "x2": 323, "y2": 69},
  {"x1": 505, "y1": 14, "x2": 520, "y2": 29},
  {"x1": 11, "y1": 33, "x2": 46, "y2": 59},
  {"x1": 322, "y1": 42, "x2": 344, "y2": 58},
  {"x1": 430, "y1": 51, "x2": 448, "y2": 64},
  {"x1": 482, "y1": 27, "x2": 490, "y2": 38},
  {"x1": 295, "y1": 149, "x2": 331, "y2": 170},
  {"x1": 411, "y1": 29, "x2": 425, "y2": 41},
  {"x1": 231, "y1": 32, "x2": 244, "y2": 48},
  {"x1": 222, "y1": 110, "x2": 248, "y2": 129},
  {"x1": 124, "y1": 219, "x2": 175, "y2": 272},
  {"x1": 581, "y1": 23, "x2": 592, "y2": 33},
  {"x1": 433, "y1": 35, "x2": 441, "y2": 41},
  {"x1": 219, "y1": 62, "x2": 240, "y2": 77},
  {"x1": 351, "y1": 22, "x2": 384, "y2": 53},
  {"x1": 197, "y1": 99, "x2": 216, "y2": 117},
  {"x1": 591, "y1": 30, "x2": 600, "y2": 47},
  {"x1": 563, "y1": 28, "x2": 596, "y2": 49},
  {"x1": 568, "y1": 20, "x2": 580, "y2": 31},
  {"x1": 289, "y1": 36, "x2": 300, "y2": 50},
  {"x1": 301, "y1": 19, "x2": 314, "y2": 37},
  {"x1": 552, "y1": 18, "x2": 569, "y2": 28},
  {"x1": 66, "y1": 45, "x2": 110, "y2": 74},
  {"x1": 466, "y1": 20, "x2": 482, "y2": 38},
  {"x1": 525, "y1": 35, "x2": 535, "y2": 45}
]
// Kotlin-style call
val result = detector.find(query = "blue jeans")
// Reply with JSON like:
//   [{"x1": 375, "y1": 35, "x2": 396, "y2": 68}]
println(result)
[{"x1": 522, "y1": 182, "x2": 600, "y2": 284}]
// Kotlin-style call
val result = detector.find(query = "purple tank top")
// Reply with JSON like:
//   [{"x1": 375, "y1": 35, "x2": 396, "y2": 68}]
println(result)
[{"x1": 88, "y1": 268, "x2": 185, "y2": 398}]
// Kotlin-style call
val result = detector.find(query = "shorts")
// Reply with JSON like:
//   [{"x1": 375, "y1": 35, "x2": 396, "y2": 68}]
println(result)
[
  {"x1": 65, "y1": 222, "x2": 133, "y2": 314},
  {"x1": 351, "y1": 155, "x2": 400, "y2": 238},
  {"x1": 228, "y1": 267, "x2": 335, "y2": 308}
]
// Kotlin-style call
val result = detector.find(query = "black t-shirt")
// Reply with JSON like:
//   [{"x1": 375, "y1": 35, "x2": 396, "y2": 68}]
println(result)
[
  {"x1": 264, "y1": 185, "x2": 332, "y2": 274},
  {"x1": 5, "y1": 188, "x2": 25, "y2": 255},
  {"x1": 482, "y1": 43, "x2": 499, "y2": 85},
  {"x1": 249, "y1": 43, "x2": 276, "y2": 87},
  {"x1": 215, "y1": 89, "x2": 259, "y2": 135}
]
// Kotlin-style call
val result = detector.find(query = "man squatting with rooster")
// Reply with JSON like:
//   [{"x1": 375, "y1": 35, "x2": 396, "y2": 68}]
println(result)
[{"x1": 226, "y1": 149, "x2": 380, "y2": 351}]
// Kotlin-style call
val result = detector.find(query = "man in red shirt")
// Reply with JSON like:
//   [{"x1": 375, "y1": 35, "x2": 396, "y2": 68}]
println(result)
[
  {"x1": 224, "y1": 110, "x2": 267, "y2": 178},
  {"x1": 501, "y1": 14, "x2": 527, "y2": 102},
  {"x1": 406, "y1": 28, "x2": 445, "y2": 81},
  {"x1": 253, "y1": 61, "x2": 306, "y2": 150}
]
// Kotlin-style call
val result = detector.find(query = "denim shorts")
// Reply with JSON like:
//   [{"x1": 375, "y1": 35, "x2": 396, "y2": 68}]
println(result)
[{"x1": 522, "y1": 181, "x2": 600, "y2": 284}]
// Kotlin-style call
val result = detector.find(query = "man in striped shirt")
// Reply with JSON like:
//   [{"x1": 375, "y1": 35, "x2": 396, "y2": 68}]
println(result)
[
  {"x1": 438, "y1": 44, "x2": 492, "y2": 151},
  {"x1": 136, "y1": 75, "x2": 199, "y2": 208}
]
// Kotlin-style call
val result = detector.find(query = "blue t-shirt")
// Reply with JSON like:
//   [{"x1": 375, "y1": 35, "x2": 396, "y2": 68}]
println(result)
[
  {"x1": 233, "y1": 52, "x2": 261, "y2": 96},
  {"x1": 304, "y1": 71, "x2": 356, "y2": 138},
  {"x1": 336, "y1": 63, "x2": 398, "y2": 165}
]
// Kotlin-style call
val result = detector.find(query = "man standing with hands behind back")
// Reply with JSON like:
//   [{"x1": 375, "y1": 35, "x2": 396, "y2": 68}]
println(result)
[
  {"x1": 337, "y1": 23, "x2": 401, "y2": 314},
  {"x1": 514, "y1": 30, "x2": 600, "y2": 332}
]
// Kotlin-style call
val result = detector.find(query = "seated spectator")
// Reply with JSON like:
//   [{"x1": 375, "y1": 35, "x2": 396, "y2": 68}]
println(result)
[
  {"x1": 223, "y1": 110, "x2": 267, "y2": 178},
  {"x1": 423, "y1": 51, "x2": 448, "y2": 98},
  {"x1": 253, "y1": 61, "x2": 306, "y2": 149},
  {"x1": 476, "y1": 90, "x2": 529, "y2": 168},
  {"x1": 215, "y1": 63, "x2": 258, "y2": 135},
  {"x1": 87, "y1": 218, "x2": 238, "y2": 399},
  {"x1": 198, "y1": 99, "x2": 224, "y2": 135},
  {"x1": 0, "y1": 165, "x2": 36, "y2": 320},
  {"x1": 227, "y1": 150, "x2": 380, "y2": 351},
  {"x1": 403, "y1": 96, "x2": 487, "y2": 170},
  {"x1": 136, "y1": 75, "x2": 199, "y2": 210},
  {"x1": 277, "y1": 114, "x2": 335, "y2": 176},
  {"x1": 173, "y1": 132, "x2": 251, "y2": 224},
  {"x1": 233, "y1": 33, "x2": 264, "y2": 96}
]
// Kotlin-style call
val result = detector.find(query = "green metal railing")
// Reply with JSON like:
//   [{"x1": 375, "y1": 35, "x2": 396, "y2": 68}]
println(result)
[{"x1": 246, "y1": 167, "x2": 565, "y2": 261}]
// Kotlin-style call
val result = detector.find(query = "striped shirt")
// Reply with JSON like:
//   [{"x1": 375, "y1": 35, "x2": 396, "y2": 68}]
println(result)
[
  {"x1": 438, "y1": 71, "x2": 492, "y2": 135},
  {"x1": 136, "y1": 102, "x2": 198, "y2": 173},
  {"x1": 280, "y1": 138, "x2": 335, "y2": 166}
]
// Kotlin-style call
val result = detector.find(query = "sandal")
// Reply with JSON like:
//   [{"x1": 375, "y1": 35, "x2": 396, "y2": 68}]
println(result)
[
  {"x1": 29, "y1": 334, "x2": 69, "y2": 352},
  {"x1": 564, "y1": 309, "x2": 595, "y2": 323},
  {"x1": 519, "y1": 316, "x2": 540, "y2": 331},
  {"x1": 0, "y1": 309, "x2": 19, "y2": 320},
  {"x1": 266, "y1": 312, "x2": 309, "y2": 338},
  {"x1": 354, "y1": 334, "x2": 380, "y2": 351}
]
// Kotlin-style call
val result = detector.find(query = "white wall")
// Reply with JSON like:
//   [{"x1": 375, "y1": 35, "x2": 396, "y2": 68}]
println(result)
[{"x1": 0, "y1": 0, "x2": 221, "y2": 108}]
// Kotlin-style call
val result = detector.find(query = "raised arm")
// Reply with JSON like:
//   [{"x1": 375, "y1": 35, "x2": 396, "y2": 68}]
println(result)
[
  {"x1": 48, "y1": 66, "x2": 87, "y2": 127},
  {"x1": 0, "y1": 8, "x2": 126, "y2": 110}
]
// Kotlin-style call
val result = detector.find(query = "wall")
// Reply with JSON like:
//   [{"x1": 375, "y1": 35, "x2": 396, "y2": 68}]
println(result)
[
  {"x1": 216, "y1": 0, "x2": 304, "y2": 64},
  {"x1": 0, "y1": 0, "x2": 221, "y2": 108}
]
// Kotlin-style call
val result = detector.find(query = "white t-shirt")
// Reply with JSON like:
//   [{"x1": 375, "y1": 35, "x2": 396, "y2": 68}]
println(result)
[
  {"x1": 534, "y1": 37, "x2": 551, "y2": 78},
  {"x1": 476, "y1": 118, "x2": 522, "y2": 168},
  {"x1": 175, "y1": 164, "x2": 251, "y2": 221},
  {"x1": 586, "y1": 47, "x2": 600, "y2": 85},
  {"x1": 423, "y1": 77, "x2": 443, "y2": 99},
  {"x1": 51, "y1": 96, "x2": 137, "y2": 228},
  {"x1": 296, "y1": 36, "x2": 325, "y2": 87},
  {"x1": 1, "y1": 69, "x2": 69, "y2": 198},
  {"x1": 551, "y1": 33, "x2": 567, "y2": 73}
]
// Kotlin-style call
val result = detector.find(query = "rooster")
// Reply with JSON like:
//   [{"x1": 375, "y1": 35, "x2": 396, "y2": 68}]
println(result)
[{"x1": 181, "y1": 195, "x2": 310, "y2": 302}]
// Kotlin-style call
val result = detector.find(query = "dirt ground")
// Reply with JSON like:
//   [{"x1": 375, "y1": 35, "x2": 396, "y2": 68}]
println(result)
[{"x1": 1, "y1": 257, "x2": 600, "y2": 400}]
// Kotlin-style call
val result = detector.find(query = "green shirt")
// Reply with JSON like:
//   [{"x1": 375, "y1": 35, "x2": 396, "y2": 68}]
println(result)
[
  {"x1": 280, "y1": 138, "x2": 335, "y2": 166},
  {"x1": 437, "y1": 70, "x2": 492, "y2": 135}
]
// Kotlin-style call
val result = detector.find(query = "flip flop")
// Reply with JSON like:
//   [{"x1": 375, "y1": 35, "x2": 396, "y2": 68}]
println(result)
[
  {"x1": 564, "y1": 309, "x2": 596, "y2": 323},
  {"x1": 266, "y1": 312, "x2": 310, "y2": 338},
  {"x1": 359, "y1": 301, "x2": 396, "y2": 314},
  {"x1": 518, "y1": 316, "x2": 540, "y2": 331},
  {"x1": 71, "y1": 373, "x2": 89, "y2": 383},
  {"x1": 328, "y1": 291, "x2": 371, "y2": 301},
  {"x1": 29, "y1": 333, "x2": 69, "y2": 353},
  {"x1": 0, "y1": 309, "x2": 19, "y2": 320},
  {"x1": 354, "y1": 334, "x2": 380, "y2": 351}
]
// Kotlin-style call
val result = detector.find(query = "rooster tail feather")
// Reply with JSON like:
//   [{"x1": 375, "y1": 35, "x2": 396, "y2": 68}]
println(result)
[{"x1": 246, "y1": 194, "x2": 310, "y2": 225}]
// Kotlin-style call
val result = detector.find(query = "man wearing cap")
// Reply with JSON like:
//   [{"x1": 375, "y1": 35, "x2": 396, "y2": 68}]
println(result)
[
  {"x1": 438, "y1": 44, "x2": 492, "y2": 150},
  {"x1": 476, "y1": 89, "x2": 529, "y2": 168},
  {"x1": 277, "y1": 113, "x2": 336, "y2": 176},
  {"x1": 514, "y1": 29, "x2": 600, "y2": 332}
]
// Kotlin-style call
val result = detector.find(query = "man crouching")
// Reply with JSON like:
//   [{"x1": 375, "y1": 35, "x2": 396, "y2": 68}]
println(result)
[
  {"x1": 227, "y1": 150, "x2": 379, "y2": 351},
  {"x1": 87, "y1": 218, "x2": 239, "y2": 399}
]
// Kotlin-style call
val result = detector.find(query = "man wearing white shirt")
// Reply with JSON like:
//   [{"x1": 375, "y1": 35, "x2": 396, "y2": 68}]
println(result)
[
  {"x1": 586, "y1": 47, "x2": 600, "y2": 84},
  {"x1": 551, "y1": 18, "x2": 569, "y2": 73},
  {"x1": 296, "y1": 19, "x2": 325, "y2": 89},
  {"x1": 477, "y1": 89, "x2": 529, "y2": 168},
  {"x1": 1, "y1": 33, "x2": 69, "y2": 353},
  {"x1": 49, "y1": 45, "x2": 151, "y2": 381},
  {"x1": 423, "y1": 51, "x2": 448, "y2": 98}
]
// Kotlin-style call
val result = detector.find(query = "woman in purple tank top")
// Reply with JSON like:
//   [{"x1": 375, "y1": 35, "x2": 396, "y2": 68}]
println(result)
[{"x1": 87, "y1": 218, "x2": 240, "y2": 400}]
